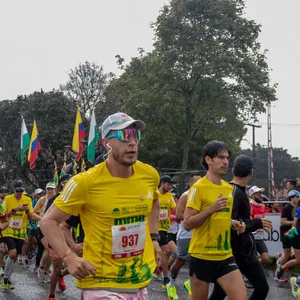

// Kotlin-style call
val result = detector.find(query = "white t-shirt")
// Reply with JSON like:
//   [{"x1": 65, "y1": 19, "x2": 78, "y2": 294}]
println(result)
[{"x1": 177, "y1": 191, "x2": 193, "y2": 239}]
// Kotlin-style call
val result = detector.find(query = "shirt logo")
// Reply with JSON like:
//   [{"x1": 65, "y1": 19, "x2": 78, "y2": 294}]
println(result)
[{"x1": 146, "y1": 191, "x2": 152, "y2": 199}]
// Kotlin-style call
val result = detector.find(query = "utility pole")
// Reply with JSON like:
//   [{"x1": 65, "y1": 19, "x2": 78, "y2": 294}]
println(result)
[
  {"x1": 245, "y1": 123, "x2": 262, "y2": 184},
  {"x1": 267, "y1": 105, "x2": 275, "y2": 200}
]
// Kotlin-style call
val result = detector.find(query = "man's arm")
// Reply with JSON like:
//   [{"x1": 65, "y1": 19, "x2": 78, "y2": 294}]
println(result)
[
  {"x1": 0, "y1": 219, "x2": 8, "y2": 231},
  {"x1": 33, "y1": 197, "x2": 44, "y2": 214},
  {"x1": 148, "y1": 198, "x2": 161, "y2": 265},
  {"x1": 148, "y1": 198, "x2": 159, "y2": 234},
  {"x1": 281, "y1": 218, "x2": 293, "y2": 226},
  {"x1": 40, "y1": 204, "x2": 71, "y2": 258},
  {"x1": 27, "y1": 212, "x2": 41, "y2": 221},
  {"x1": 60, "y1": 220, "x2": 82, "y2": 257},
  {"x1": 184, "y1": 207, "x2": 214, "y2": 231},
  {"x1": 184, "y1": 194, "x2": 227, "y2": 231},
  {"x1": 175, "y1": 194, "x2": 187, "y2": 220}
]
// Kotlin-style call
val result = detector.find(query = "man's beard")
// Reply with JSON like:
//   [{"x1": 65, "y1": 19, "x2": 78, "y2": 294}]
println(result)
[{"x1": 113, "y1": 151, "x2": 137, "y2": 166}]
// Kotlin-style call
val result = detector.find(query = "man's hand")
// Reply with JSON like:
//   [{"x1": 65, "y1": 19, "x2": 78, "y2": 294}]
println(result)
[
  {"x1": 261, "y1": 218, "x2": 272, "y2": 233},
  {"x1": 209, "y1": 194, "x2": 227, "y2": 213},
  {"x1": 64, "y1": 252, "x2": 96, "y2": 280},
  {"x1": 71, "y1": 243, "x2": 83, "y2": 257},
  {"x1": 232, "y1": 221, "x2": 246, "y2": 234},
  {"x1": 15, "y1": 206, "x2": 23, "y2": 212},
  {"x1": 152, "y1": 240, "x2": 162, "y2": 267}
]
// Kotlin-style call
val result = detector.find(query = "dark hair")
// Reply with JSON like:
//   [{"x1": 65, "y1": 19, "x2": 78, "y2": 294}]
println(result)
[
  {"x1": 287, "y1": 180, "x2": 297, "y2": 188},
  {"x1": 233, "y1": 155, "x2": 254, "y2": 178},
  {"x1": 201, "y1": 140, "x2": 231, "y2": 170}
]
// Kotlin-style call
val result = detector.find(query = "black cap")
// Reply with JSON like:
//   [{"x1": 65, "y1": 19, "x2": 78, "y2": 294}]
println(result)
[
  {"x1": 160, "y1": 175, "x2": 175, "y2": 184},
  {"x1": 233, "y1": 155, "x2": 254, "y2": 178},
  {"x1": 14, "y1": 180, "x2": 25, "y2": 192},
  {"x1": 59, "y1": 174, "x2": 72, "y2": 185}
]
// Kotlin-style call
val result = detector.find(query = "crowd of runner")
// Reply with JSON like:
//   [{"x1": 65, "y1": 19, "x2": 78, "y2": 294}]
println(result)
[{"x1": 0, "y1": 112, "x2": 300, "y2": 299}]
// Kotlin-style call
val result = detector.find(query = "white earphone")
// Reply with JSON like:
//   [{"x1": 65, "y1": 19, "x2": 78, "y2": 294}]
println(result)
[{"x1": 103, "y1": 142, "x2": 112, "y2": 160}]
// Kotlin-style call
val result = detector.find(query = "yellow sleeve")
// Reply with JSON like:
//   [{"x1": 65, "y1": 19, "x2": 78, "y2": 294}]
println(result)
[
  {"x1": 27, "y1": 198, "x2": 33, "y2": 213},
  {"x1": 2, "y1": 197, "x2": 9, "y2": 213},
  {"x1": 171, "y1": 197, "x2": 176, "y2": 209},
  {"x1": 23, "y1": 196, "x2": 33, "y2": 213},
  {"x1": 54, "y1": 175, "x2": 87, "y2": 216},
  {"x1": 186, "y1": 186, "x2": 202, "y2": 211},
  {"x1": 153, "y1": 168, "x2": 160, "y2": 200}
]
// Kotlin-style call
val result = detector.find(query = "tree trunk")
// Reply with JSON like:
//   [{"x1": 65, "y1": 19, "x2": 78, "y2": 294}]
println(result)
[{"x1": 181, "y1": 135, "x2": 191, "y2": 171}]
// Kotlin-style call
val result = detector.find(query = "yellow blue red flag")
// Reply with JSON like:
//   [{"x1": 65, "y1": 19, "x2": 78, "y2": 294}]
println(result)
[
  {"x1": 72, "y1": 107, "x2": 85, "y2": 160},
  {"x1": 28, "y1": 120, "x2": 41, "y2": 169}
]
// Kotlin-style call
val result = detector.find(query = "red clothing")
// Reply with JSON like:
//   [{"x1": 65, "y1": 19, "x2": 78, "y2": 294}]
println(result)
[{"x1": 250, "y1": 202, "x2": 265, "y2": 219}]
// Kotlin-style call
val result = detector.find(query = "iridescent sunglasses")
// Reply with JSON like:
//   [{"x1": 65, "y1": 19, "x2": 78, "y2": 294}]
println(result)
[{"x1": 106, "y1": 128, "x2": 142, "y2": 142}]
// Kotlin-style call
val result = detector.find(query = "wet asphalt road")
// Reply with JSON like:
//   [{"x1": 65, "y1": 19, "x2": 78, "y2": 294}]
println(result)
[{"x1": 0, "y1": 263, "x2": 295, "y2": 299}]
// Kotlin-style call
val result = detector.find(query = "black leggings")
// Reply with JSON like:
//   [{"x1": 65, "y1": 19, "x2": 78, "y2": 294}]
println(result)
[
  {"x1": 35, "y1": 229, "x2": 45, "y2": 267},
  {"x1": 209, "y1": 254, "x2": 269, "y2": 300}
]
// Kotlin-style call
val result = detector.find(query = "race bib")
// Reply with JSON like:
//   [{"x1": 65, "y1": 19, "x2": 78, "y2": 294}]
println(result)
[
  {"x1": 159, "y1": 210, "x2": 168, "y2": 221},
  {"x1": 9, "y1": 218, "x2": 22, "y2": 230},
  {"x1": 111, "y1": 222, "x2": 146, "y2": 259}
]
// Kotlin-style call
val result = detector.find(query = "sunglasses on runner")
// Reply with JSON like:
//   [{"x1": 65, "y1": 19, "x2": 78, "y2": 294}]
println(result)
[{"x1": 106, "y1": 128, "x2": 142, "y2": 142}]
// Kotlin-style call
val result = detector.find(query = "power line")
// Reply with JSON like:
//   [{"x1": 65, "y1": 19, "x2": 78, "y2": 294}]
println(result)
[{"x1": 257, "y1": 122, "x2": 300, "y2": 127}]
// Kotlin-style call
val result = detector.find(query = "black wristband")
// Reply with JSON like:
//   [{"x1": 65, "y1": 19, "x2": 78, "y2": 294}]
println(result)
[{"x1": 150, "y1": 233, "x2": 160, "y2": 242}]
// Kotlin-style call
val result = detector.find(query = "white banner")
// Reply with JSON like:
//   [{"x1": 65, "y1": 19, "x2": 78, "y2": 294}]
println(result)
[{"x1": 263, "y1": 213, "x2": 283, "y2": 258}]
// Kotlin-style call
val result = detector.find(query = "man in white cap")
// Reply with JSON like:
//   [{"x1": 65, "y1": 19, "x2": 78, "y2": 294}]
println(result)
[
  {"x1": 249, "y1": 185, "x2": 270, "y2": 265},
  {"x1": 41, "y1": 112, "x2": 161, "y2": 300}
]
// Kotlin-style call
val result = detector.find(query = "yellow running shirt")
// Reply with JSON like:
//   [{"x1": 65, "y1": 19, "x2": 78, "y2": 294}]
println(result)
[
  {"x1": 54, "y1": 160, "x2": 160, "y2": 290},
  {"x1": 186, "y1": 176, "x2": 234, "y2": 261},
  {"x1": 2, "y1": 194, "x2": 33, "y2": 240},
  {"x1": 158, "y1": 192, "x2": 176, "y2": 232}
]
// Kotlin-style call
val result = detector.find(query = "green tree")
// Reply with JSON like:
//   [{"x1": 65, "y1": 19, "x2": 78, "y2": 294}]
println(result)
[
  {"x1": 61, "y1": 61, "x2": 113, "y2": 116},
  {"x1": 111, "y1": 0, "x2": 277, "y2": 170},
  {"x1": 242, "y1": 145, "x2": 300, "y2": 190},
  {"x1": 0, "y1": 90, "x2": 77, "y2": 189}
]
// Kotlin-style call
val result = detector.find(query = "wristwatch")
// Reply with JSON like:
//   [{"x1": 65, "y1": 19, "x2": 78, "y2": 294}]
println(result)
[{"x1": 150, "y1": 233, "x2": 160, "y2": 242}]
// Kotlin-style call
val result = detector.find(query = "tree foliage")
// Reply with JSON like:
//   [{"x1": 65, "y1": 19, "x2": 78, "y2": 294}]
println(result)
[
  {"x1": 242, "y1": 145, "x2": 300, "y2": 190},
  {"x1": 110, "y1": 0, "x2": 277, "y2": 170},
  {"x1": 0, "y1": 90, "x2": 77, "y2": 188},
  {"x1": 61, "y1": 61, "x2": 112, "y2": 116}
]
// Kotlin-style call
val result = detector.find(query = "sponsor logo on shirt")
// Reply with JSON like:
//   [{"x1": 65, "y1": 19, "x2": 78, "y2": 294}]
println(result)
[{"x1": 114, "y1": 215, "x2": 145, "y2": 225}]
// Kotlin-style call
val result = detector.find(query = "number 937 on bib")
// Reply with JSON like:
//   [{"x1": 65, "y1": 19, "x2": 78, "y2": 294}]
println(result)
[{"x1": 111, "y1": 222, "x2": 146, "y2": 259}]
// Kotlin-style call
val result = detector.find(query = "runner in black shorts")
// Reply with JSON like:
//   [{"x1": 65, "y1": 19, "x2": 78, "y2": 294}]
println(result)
[
  {"x1": 275, "y1": 190, "x2": 300, "y2": 281},
  {"x1": 184, "y1": 141, "x2": 247, "y2": 300},
  {"x1": 277, "y1": 190, "x2": 299, "y2": 268}
]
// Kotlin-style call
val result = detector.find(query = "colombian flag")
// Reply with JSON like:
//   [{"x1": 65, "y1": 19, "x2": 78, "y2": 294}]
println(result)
[
  {"x1": 72, "y1": 107, "x2": 85, "y2": 160},
  {"x1": 28, "y1": 120, "x2": 41, "y2": 169}
]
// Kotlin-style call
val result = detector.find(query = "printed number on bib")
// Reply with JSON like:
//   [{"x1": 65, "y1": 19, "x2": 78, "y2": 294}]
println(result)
[
  {"x1": 111, "y1": 222, "x2": 146, "y2": 259},
  {"x1": 9, "y1": 218, "x2": 22, "y2": 230},
  {"x1": 159, "y1": 210, "x2": 168, "y2": 221}
]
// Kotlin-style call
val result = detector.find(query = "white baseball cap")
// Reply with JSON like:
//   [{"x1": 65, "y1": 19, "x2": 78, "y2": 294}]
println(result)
[
  {"x1": 101, "y1": 112, "x2": 146, "y2": 138},
  {"x1": 34, "y1": 188, "x2": 43, "y2": 195},
  {"x1": 249, "y1": 186, "x2": 265, "y2": 196}
]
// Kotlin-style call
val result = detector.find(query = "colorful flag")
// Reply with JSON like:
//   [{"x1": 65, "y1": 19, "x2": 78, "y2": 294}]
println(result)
[
  {"x1": 60, "y1": 161, "x2": 66, "y2": 178},
  {"x1": 53, "y1": 163, "x2": 59, "y2": 186},
  {"x1": 28, "y1": 120, "x2": 41, "y2": 169},
  {"x1": 87, "y1": 110, "x2": 99, "y2": 164},
  {"x1": 81, "y1": 159, "x2": 86, "y2": 172},
  {"x1": 73, "y1": 160, "x2": 78, "y2": 175},
  {"x1": 20, "y1": 117, "x2": 30, "y2": 165},
  {"x1": 72, "y1": 107, "x2": 85, "y2": 160}
]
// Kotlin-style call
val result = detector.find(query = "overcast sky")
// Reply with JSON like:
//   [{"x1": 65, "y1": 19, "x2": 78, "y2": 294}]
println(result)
[{"x1": 1, "y1": 1, "x2": 299, "y2": 157}]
